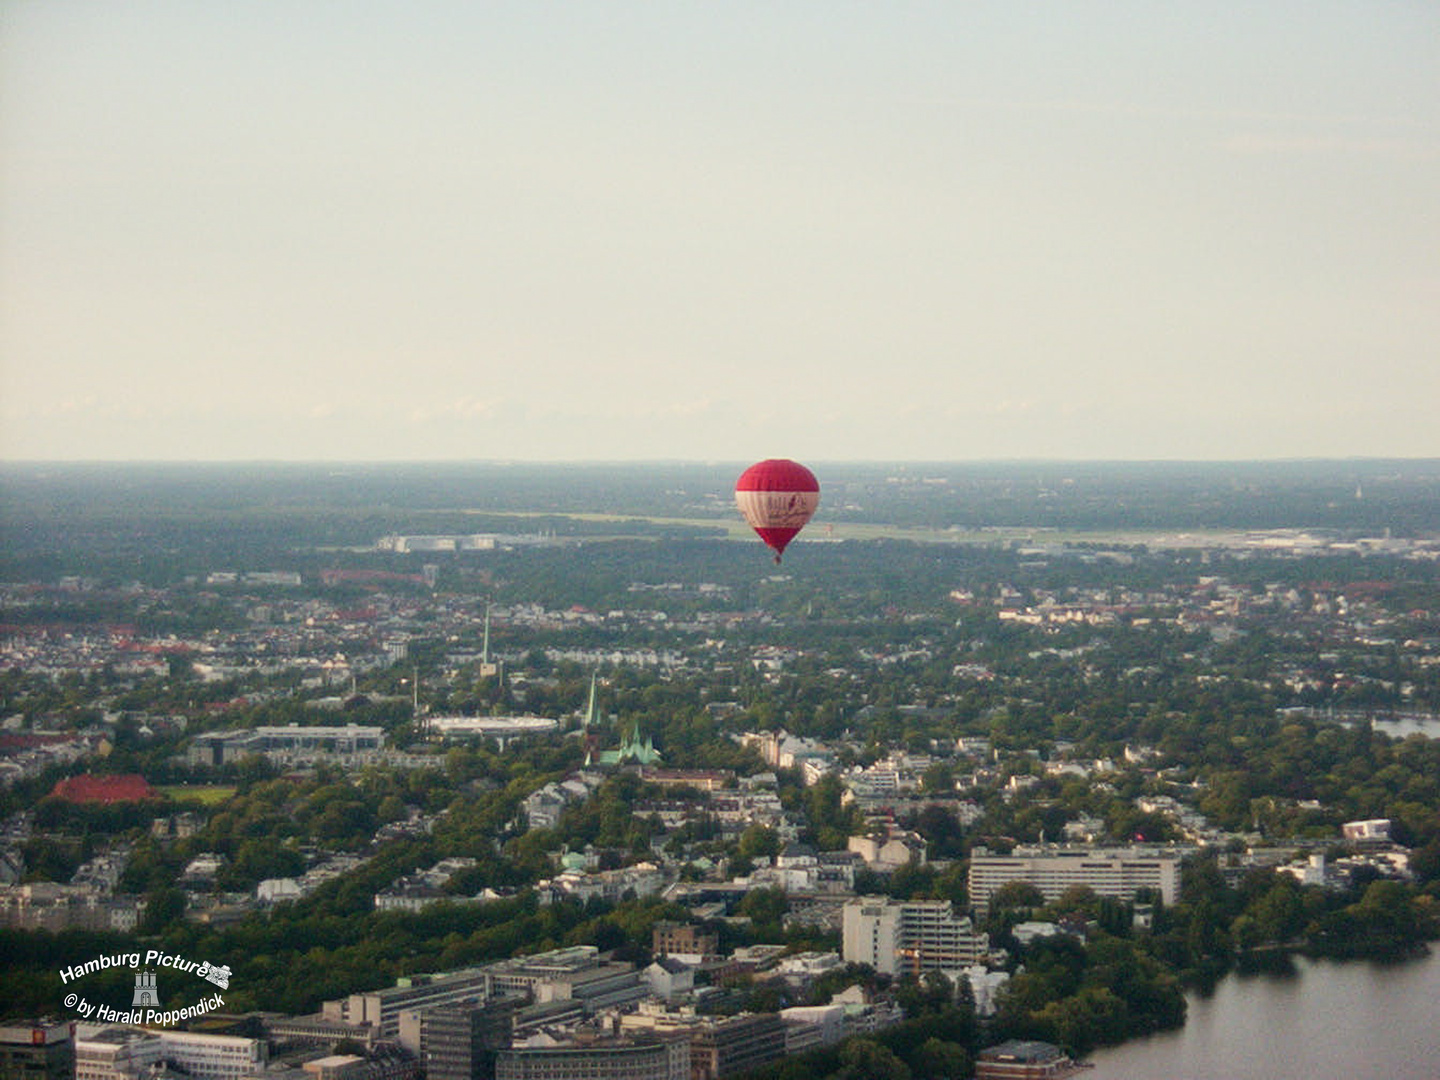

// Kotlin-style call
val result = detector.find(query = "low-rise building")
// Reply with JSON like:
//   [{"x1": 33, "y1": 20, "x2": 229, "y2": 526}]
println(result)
[
  {"x1": 777, "y1": 1004, "x2": 845, "y2": 1053},
  {"x1": 775, "y1": 951, "x2": 843, "y2": 984},
  {"x1": 75, "y1": 1028, "x2": 267, "y2": 1080},
  {"x1": 975, "y1": 1040, "x2": 1079, "y2": 1079},
  {"x1": 301, "y1": 1048, "x2": 417, "y2": 1080},
  {"x1": 188, "y1": 725, "x2": 384, "y2": 768},
  {"x1": 324, "y1": 969, "x2": 492, "y2": 1040},
  {"x1": 496, "y1": 1032, "x2": 688, "y2": 1080},
  {"x1": 642, "y1": 958, "x2": 694, "y2": 1003},
  {"x1": 651, "y1": 921, "x2": 718, "y2": 960},
  {"x1": 1343, "y1": 819, "x2": 1392, "y2": 846},
  {"x1": 0, "y1": 883, "x2": 144, "y2": 933},
  {"x1": 847, "y1": 832, "x2": 926, "y2": 871},
  {"x1": 620, "y1": 1010, "x2": 786, "y2": 1080}
]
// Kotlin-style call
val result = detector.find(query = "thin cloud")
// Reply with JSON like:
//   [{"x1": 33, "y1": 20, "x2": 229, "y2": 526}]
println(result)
[
  {"x1": 405, "y1": 397, "x2": 505, "y2": 423},
  {"x1": 915, "y1": 95, "x2": 1429, "y2": 132},
  {"x1": 1223, "y1": 133, "x2": 1437, "y2": 159}
]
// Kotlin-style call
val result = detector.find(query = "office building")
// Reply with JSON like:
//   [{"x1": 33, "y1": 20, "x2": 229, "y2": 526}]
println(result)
[
  {"x1": 417, "y1": 1000, "x2": 516, "y2": 1080},
  {"x1": 481, "y1": 947, "x2": 644, "y2": 1014},
  {"x1": 188, "y1": 725, "x2": 384, "y2": 768},
  {"x1": 326, "y1": 969, "x2": 491, "y2": 1040},
  {"x1": 74, "y1": 1029, "x2": 265, "y2": 1080},
  {"x1": 300, "y1": 1048, "x2": 417, "y2": 1080},
  {"x1": 621, "y1": 1011, "x2": 785, "y2": 1080},
  {"x1": 496, "y1": 1033, "x2": 688, "y2": 1080},
  {"x1": 0, "y1": 1022, "x2": 74, "y2": 1080},
  {"x1": 152, "y1": 1032, "x2": 268, "y2": 1080},
  {"x1": 328, "y1": 949, "x2": 640, "y2": 1045},
  {"x1": 688, "y1": 1014, "x2": 786, "y2": 1080},
  {"x1": 842, "y1": 898, "x2": 989, "y2": 976},
  {"x1": 74, "y1": 1028, "x2": 160, "y2": 1080}
]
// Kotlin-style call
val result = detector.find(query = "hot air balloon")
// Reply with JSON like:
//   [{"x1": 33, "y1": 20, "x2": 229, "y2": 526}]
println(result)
[{"x1": 735, "y1": 458, "x2": 819, "y2": 563}]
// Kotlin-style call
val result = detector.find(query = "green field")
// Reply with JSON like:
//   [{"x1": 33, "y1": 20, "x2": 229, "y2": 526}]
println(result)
[
  {"x1": 156, "y1": 784, "x2": 236, "y2": 806},
  {"x1": 457, "y1": 509, "x2": 1246, "y2": 549}
]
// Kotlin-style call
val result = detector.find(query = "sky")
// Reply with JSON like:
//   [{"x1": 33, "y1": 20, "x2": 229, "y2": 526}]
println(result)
[{"x1": 2, "y1": 2, "x2": 1437, "y2": 463}]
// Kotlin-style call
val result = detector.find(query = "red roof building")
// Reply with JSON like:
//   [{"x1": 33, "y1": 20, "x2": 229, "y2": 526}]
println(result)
[{"x1": 49, "y1": 774, "x2": 158, "y2": 804}]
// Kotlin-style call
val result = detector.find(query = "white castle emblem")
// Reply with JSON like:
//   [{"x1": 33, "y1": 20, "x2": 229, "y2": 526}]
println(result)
[{"x1": 132, "y1": 972, "x2": 158, "y2": 1006}]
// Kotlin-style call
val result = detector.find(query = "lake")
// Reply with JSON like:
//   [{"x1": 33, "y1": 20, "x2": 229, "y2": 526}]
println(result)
[
  {"x1": 1085, "y1": 947, "x2": 1440, "y2": 1079},
  {"x1": 1370, "y1": 715, "x2": 1440, "y2": 740}
]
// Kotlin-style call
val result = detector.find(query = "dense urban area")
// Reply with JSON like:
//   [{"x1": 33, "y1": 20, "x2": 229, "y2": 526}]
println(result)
[{"x1": 2, "y1": 462, "x2": 1439, "y2": 1080}]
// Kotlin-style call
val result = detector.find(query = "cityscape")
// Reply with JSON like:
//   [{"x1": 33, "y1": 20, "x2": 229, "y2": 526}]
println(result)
[
  {"x1": 4, "y1": 4, "x2": 1438, "y2": 1077},
  {"x1": 2, "y1": 461, "x2": 1438, "y2": 1080}
]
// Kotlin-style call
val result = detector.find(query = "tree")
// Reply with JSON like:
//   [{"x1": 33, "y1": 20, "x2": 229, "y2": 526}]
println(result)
[
  {"x1": 1031, "y1": 984, "x2": 1130, "y2": 1054},
  {"x1": 835, "y1": 1039, "x2": 911, "y2": 1080},
  {"x1": 913, "y1": 804, "x2": 965, "y2": 860},
  {"x1": 910, "y1": 1037, "x2": 970, "y2": 1080},
  {"x1": 894, "y1": 971, "x2": 953, "y2": 1018},
  {"x1": 1049, "y1": 884, "x2": 1101, "y2": 919},
  {"x1": 377, "y1": 794, "x2": 408, "y2": 824},
  {"x1": 921, "y1": 763, "x2": 955, "y2": 795},
  {"x1": 139, "y1": 886, "x2": 186, "y2": 935},
  {"x1": 738, "y1": 824, "x2": 782, "y2": 861},
  {"x1": 990, "y1": 880, "x2": 1045, "y2": 909},
  {"x1": 737, "y1": 887, "x2": 788, "y2": 936}
]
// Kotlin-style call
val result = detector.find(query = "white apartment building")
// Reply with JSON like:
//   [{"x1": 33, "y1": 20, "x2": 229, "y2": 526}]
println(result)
[
  {"x1": 75, "y1": 1028, "x2": 161, "y2": 1080},
  {"x1": 841, "y1": 898, "x2": 989, "y2": 976},
  {"x1": 968, "y1": 846, "x2": 1184, "y2": 914},
  {"x1": 154, "y1": 1032, "x2": 268, "y2": 1080},
  {"x1": 75, "y1": 1028, "x2": 266, "y2": 1080}
]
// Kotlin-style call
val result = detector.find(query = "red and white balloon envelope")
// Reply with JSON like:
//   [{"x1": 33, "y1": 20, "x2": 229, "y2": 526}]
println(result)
[{"x1": 734, "y1": 458, "x2": 820, "y2": 563}]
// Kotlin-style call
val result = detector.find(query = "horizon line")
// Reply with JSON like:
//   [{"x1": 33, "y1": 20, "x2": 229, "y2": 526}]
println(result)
[{"x1": 5, "y1": 455, "x2": 1440, "y2": 468}]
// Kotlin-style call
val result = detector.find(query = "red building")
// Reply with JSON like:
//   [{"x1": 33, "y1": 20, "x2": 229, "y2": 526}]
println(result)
[{"x1": 49, "y1": 774, "x2": 158, "y2": 803}]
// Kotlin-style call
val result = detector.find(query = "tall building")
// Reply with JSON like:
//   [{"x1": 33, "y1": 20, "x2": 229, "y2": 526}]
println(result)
[
  {"x1": 0, "y1": 1022, "x2": 74, "y2": 1080},
  {"x1": 967, "y1": 847, "x2": 1183, "y2": 914},
  {"x1": 419, "y1": 999, "x2": 516, "y2": 1080},
  {"x1": 842, "y1": 898, "x2": 989, "y2": 976}
]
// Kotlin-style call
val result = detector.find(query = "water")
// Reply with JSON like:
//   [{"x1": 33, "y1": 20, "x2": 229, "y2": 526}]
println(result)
[
  {"x1": 1086, "y1": 948, "x2": 1440, "y2": 1079},
  {"x1": 1320, "y1": 711, "x2": 1440, "y2": 741},
  {"x1": 1371, "y1": 715, "x2": 1440, "y2": 740}
]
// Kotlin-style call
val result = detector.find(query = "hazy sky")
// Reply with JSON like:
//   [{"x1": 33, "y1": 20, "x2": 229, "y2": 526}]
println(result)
[{"x1": 3, "y1": 2, "x2": 1437, "y2": 462}]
